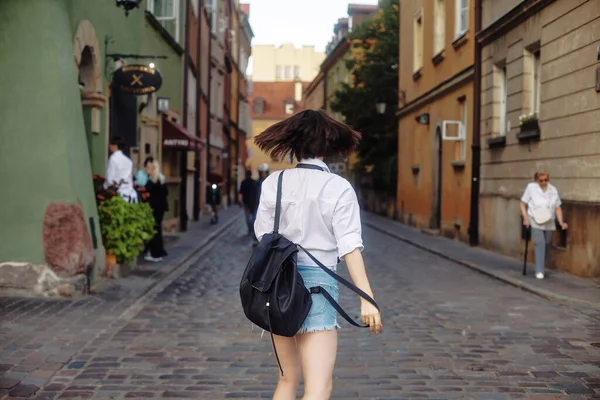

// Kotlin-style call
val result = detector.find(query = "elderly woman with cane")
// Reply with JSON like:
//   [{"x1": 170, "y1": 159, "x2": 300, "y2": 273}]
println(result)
[{"x1": 520, "y1": 170, "x2": 568, "y2": 279}]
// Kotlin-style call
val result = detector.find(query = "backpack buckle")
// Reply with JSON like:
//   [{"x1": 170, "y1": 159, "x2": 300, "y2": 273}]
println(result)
[{"x1": 310, "y1": 286, "x2": 321, "y2": 294}]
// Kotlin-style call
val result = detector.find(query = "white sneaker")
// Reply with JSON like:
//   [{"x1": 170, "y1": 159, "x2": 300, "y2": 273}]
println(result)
[
  {"x1": 536, "y1": 272, "x2": 545, "y2": 279},
  {"x1": 144, "y1": 255, "x2": 162, "y2": 263}
]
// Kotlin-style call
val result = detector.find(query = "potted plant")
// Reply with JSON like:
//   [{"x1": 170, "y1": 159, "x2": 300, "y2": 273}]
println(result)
[
  {"x1": 517, "y1": 112, "x2": 540, "y2": 141},
  {"x1": 97, "y1": 196, "x2": 155, "y2": 273}
]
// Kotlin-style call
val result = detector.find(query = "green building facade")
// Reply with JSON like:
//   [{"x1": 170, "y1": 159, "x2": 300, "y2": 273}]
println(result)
[{"x1": 0, "y1": 0, "x2": 184, "y2": 281}]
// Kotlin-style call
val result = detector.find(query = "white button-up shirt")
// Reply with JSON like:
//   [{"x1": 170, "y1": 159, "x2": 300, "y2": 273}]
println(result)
[
  {"x1": 254, "y1": 158, "x2": 364, "y2": 268},
  {"x1": 105, "y1": 150, "x2": 137, "y2": 202},
  {"x1": 521, "y1": 182, "x2": 562, "y2": 230}
]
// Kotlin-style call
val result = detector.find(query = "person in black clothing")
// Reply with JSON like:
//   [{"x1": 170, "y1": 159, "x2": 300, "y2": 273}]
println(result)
[
  {"x1": 238, "y1": 169, "x2": 258, "y2": 235},
  {"x1": 145, "y1": 161, "x2": 169, "y2": 262}
]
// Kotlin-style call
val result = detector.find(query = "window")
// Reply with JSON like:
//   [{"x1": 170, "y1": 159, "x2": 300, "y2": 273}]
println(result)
[
  {"x1": 494, "y1": 64, "x2": 509, "y2": 136},
  {"x1": 285, "y1": 66, "x2": 292, "y2": 80},
  {"x1": 413, "y1": 10, "x2": 424, "y2": 73},
  {"x1": 253, "y1": 98, "x2": 265, "y2": 115},
  {"x1": 276, "y1": 66, "x2": 283, "y2": 80},
  {"x1": 147, "y1": 0, "x2": 181, "y2": 42},
  {"x1": 532, "y1": 50, "x2": 541, "y2": 115},
  {"x1": 294, "y1": 66, "x2": 301, "y2": 79},
  {"x1": 284, "y1": 100, "x2": 294, "y2": 115},
  {"x1": 433, "y1": 0, "x2": 445, "y2": 55},
  {"x1": 455, "y1": 0, "x2": 468, "y2": 37}
]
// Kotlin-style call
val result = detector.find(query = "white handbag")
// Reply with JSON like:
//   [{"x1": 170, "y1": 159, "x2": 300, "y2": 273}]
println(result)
[{"x1": 531, "y1": 207, "x2": 552, "y2": 225}]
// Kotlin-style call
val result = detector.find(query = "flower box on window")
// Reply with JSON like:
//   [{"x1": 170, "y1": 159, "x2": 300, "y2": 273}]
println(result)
[{"x1": 517, "y1": 113, "x2": 540, "y2": 142}]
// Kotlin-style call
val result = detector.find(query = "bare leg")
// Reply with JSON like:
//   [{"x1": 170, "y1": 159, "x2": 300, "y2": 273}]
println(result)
[
  {"x1": 297, "y1": 330, "x2": 338, "y2": 400},
  {"x1": 272, "y1": 335, "x2": 301, "y2": 400}
]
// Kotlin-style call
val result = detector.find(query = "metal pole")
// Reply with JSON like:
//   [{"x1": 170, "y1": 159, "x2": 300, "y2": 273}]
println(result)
[
  {"x1": 205, "y1": 4, "x2": 213, "y2": 197},
  {"x1": 193, "y1": 0, "x2": 203, "y2": 221},
  {"x1": 180, "y1": 0, "x2": 191, "y2": 232}
]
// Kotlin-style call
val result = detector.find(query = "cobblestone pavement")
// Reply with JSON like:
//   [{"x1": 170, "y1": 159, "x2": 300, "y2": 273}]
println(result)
[{"x1": 3, "y1": 220, "x2": 600, "y2": 399}]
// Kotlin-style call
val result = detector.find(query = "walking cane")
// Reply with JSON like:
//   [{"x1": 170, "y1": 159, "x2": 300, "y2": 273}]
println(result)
[{"x1": 522, "y1": 225, "x2": 531, "y2": 276}]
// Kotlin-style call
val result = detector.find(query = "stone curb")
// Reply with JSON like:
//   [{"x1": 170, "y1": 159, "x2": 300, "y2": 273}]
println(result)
[
  {"x1": 364, "y1": 221, "x2": 600, "y2": 311},
  {"x1": 91, "y1": 210, "x2": 243, "y2": 300}
]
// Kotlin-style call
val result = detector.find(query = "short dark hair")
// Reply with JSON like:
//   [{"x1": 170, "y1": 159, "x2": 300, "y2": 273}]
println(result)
[
  {"x1": 144, "y1": 156, "x2": 154, "y2": 167},
  {"x1": 254, "y1": 109, "x2": 361, "y2": 162},
  {"x1": 245, "y1": 169, "x2": 252, "y2": 178},
  {"x1": 110, "y1": 136, "x2": 124, "y2": 149}
]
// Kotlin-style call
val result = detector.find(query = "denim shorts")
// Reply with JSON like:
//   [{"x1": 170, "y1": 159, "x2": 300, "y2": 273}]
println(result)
[{"x1": 297, "y1": 265, "x2": 340, "y2": 334}]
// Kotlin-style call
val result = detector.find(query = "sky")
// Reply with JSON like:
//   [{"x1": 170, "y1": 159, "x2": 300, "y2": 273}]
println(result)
[{"x1": 246, "y1": 0, "x2": 379, "y2": 52}]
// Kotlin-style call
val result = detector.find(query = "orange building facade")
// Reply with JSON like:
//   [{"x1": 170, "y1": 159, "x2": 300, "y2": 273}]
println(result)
[{"x1": 397, "y1": 0, "x2": 475, "y2": 241}]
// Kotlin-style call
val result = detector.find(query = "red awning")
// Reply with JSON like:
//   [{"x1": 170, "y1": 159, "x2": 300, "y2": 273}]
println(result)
[{"x1": 162, "y1": 117, "x2": 204, "y2": 151}]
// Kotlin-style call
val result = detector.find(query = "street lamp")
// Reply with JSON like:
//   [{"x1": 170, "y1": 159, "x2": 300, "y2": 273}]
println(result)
[
  {"x1": 376, "y1": 96, "x2": 386, "y2": 115},
  {"x1": 116, "y1": 0, "x2": 141, "y2": 17}
]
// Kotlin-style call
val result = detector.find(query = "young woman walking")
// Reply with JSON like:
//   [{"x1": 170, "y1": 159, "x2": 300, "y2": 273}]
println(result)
[{"x1": 253, "y1": 109, "x2": 382, "y2": 400}]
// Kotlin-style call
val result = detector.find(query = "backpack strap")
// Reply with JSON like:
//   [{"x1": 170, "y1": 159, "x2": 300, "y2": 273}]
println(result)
[
  {"x1": 297, "y1": 245, "x2": 380, "y2": 327},
  {"x1": 273, "y1": 171, "x2": 284, "y2": 234}
]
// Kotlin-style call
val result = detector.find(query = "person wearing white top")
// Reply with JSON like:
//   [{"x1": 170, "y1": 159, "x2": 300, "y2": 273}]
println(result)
[
  {"x1": 105, "y1": 137, "x2": 138, "y2": 203},
  {"x1": 520, "y1": 170, "x2": 568, "y2": 279},
  {"x1": 253, "y1": 109, "x2": 381, "y2": 400}
]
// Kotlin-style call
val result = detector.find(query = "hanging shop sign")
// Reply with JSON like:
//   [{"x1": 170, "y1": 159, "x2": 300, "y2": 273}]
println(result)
[{"x1": 112, "y1": 64, "x2": 162, "y2": 94}]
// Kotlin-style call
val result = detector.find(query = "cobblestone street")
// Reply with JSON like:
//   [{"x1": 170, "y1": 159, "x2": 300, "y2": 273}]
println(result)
[{"x1": 2, "y1": 218, "x2": 600, "y2": 399}]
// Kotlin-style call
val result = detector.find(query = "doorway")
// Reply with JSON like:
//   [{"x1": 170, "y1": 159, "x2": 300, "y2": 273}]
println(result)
[
  {"x1": 431, "y1": 126, "x2": 443, "y2": 229},
  {"x1": 79, "y1": 46, "x2": 95, "y2": 163}
]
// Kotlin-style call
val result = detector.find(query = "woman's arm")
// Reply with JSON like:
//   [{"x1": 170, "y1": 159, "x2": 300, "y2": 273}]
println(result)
[
  {"x1": 520, "y1": 201, "x2": 530, "y2": 227},
  {"x1": 344, "y1": 249, "x2": 382, "y2": 333},
  {"x1": 555, "y1": 207, "x2": 568, "y2": 229}
]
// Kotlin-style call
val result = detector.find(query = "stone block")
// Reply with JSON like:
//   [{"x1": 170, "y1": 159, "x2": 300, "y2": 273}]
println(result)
[
  {"x1": 0, "y1": 262, "x2": 88, "y2": 297},
  {"x1": 43, "y1": 202, "x2": 95, "y2": 277}
]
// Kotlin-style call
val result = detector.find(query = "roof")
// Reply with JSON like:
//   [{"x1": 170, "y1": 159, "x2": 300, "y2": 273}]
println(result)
[
  {"x1": 249, "y1": 81, "x2": 311, "y2": 120},
  {"x1": 348, "y1": 3, "x2": 379, "y2": 14}
]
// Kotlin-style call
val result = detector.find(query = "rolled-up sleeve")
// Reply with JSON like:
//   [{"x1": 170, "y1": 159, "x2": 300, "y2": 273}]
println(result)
[{"x1": 332, "y1": 186, "x2": 364, "y2": 258}]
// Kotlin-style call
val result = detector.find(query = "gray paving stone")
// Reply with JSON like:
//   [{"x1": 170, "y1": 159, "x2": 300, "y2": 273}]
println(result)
[{"x1": 2, "y1": 218, "x2": 600, "y2": 399}]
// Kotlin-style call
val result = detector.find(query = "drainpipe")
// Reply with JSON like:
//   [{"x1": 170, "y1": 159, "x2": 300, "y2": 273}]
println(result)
[
  {"x1": 205, "y1": 7, "x2": 213, "y2": 197},
  {"x1": 468, "y1": 0, "x2": 482, "y2": 246},
  {"x1": 193, "y1": 0, "x2": 203, "y2": 221},
  {"x1": 180, "y1": 0, "x2": 191, "y2": 232}
]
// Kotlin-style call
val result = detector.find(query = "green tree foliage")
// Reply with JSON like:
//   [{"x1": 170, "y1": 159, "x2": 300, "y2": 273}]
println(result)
[{"x1": 330, "y1": 0, "x2": 399, "y2": 194}]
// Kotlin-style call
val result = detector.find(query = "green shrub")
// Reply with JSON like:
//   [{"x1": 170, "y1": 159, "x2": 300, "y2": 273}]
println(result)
[{"x1": 98, "y1": 196, "x2": 156, "y2": 264}]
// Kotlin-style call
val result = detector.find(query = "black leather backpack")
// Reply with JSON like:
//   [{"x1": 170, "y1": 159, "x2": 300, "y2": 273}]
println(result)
[{"x1": 239, "y1": 165, "x2": 379, "y2": 375}]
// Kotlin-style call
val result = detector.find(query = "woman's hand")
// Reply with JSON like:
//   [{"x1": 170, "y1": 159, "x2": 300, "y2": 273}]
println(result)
[
  {"x1": 523, "y1": 217, "x2": 530, "y2": 228},
  {"x1": 560, "y1": 222, "x2": 568, "y2": 230},
  {"x1": 361, "y1": 299, "x2": 382, "y2": 334}
]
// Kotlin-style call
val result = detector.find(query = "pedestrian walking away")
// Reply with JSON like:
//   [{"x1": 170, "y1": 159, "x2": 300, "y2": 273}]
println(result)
[
  {"x1": 145, "y1": 161, "x2": 169, "y2": 262},
  {"x1": 238, "y1": 169, "x2": 259, "y2": 236},
  {"x1": 105, "y1": 136, "x2": 138, "y2": 203},
  {"x1": 250, "y1": 109, "x2": 382, "y2": 400},
  {"x1": 207, "y1": 169, "x2": 224, "y2": 224},
  {"x1": 520, "y1": 170, "x2": 568, "y2": 279}
]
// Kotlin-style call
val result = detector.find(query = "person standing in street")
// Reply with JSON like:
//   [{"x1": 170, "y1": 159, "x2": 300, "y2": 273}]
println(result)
[
  {"x1": 135, "y1": 156, "x2": 154, "y2": 187},
  {"x1": 253, "y1": 109, "x2": 382, "y2": 400},
  {"x1": 206, "y1": 168, "x2": 224, "y2": 224},
  {"x1": 520, "y1": 170, "x2": 568, "y2": 279},
  {"x1": 238, "y1": 169, "x2": 258, "y2": 236},
  {"x1": 145, "y1": 161, "x2": 169, "y2": 262},
  {"x1": 105, "y1": 137, "x2": 138, "y2": 203}
]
